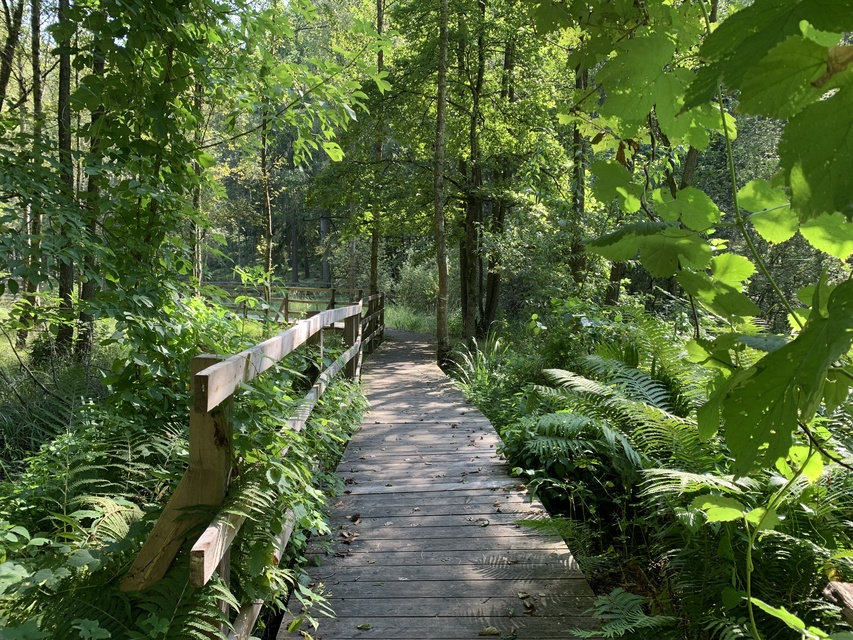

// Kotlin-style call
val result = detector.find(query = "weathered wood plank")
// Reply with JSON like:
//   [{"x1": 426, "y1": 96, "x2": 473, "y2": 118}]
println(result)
[
  {"x1": 301, "y1": 564, "x2": 587, "y2": 583},
  {"x1": 295, "y1": 595, "x2": 596, "y2": 618},
  {"x1": 279, "y1": 615, "x2": 600, "y2": 639},
  {"x1": 303, "y1": 549, "x2": 581, "y2": 568}
]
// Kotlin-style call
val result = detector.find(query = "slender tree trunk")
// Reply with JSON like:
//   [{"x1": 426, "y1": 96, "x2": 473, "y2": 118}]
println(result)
[
  {"x1": 434, "y1": 0, "x2": 450, "y2": 365},
  {"x1": 461, "y1": 0, "x2": 486, "y2": 343},
  {"x1": 0, "y1": 0, "x2": 24, "y2": 110},
  {"x1": 369, "y1": 0, "x2": 384, "y2": 294},
  {"x1": 348, "y1": 235, "x2": 357, "y2": 291},
  {"x1": 604, "y1": 261, "x2": 626, "y2": 306},
  {"x1": 570, "y1": 68, "x2": 588, "y2": 286},
  {"x1": 290, "y1": 218, "x2": 299, "y2": 283},
  {"x1": 320, "y1": 214, "x2": 331, "y2": 286},
  {"x1": 17, "y1": 0, "x2": 43, "y2": 347},
  {"x1": 75, "y1": 47, "x2": 105, "y2": 360},
  {"x1": 260, "y1": 104, "x2": 273, "y2": 302},
  {"x1": 56, "y1": 0, "x2": 74, "y2": 354},
  {"x1": 483, "y1": 36, "x2": 514, "y2": 330},
  {"x1": 679, "y1": 146, "x2": 699, "y2": 190},
  {"x1": 192, "y1": 81, "x2": 203, "y2": 294}
]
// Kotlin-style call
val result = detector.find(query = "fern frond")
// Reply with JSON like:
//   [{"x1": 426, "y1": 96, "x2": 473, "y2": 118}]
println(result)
[
  {"x1": 640, "y1": 469, "x2": 757, "y2": 497},
  {"x1": 571, "y1": 587, "x2": 676, "y2": 638}
]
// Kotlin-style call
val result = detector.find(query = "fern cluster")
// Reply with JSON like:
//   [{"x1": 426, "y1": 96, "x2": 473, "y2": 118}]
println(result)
[{"x1": 456, "y1": 309, "x2": 853, "y2": 639}]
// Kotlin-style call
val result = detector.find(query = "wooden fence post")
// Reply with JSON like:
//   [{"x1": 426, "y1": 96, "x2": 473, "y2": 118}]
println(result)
[
  {"x1": 344, "y1": 309, "x2": 360, "y2": 380},
  {"x1": 379, "y1": 293, "x2": 385, "y2": 342},
  {"x1": 120, "y1": 354, "x2": 232, "y2": 591}
]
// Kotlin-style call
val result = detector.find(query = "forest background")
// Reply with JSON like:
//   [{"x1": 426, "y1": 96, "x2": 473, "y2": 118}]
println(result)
[{"x1": 2, "y1": 0, "x2": 853, "y2": 638}]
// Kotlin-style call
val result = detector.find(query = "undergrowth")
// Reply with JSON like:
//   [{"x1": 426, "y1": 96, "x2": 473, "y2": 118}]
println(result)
[
  {"x1": 452, "y1": 302, "x2": 853, "y2": 640},
  {"x1": 0, "y1": 288, "x2": 368, "y2": 639}
]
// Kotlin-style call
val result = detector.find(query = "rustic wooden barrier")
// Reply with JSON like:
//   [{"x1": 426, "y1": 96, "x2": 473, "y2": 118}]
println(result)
[
  {"x1": 209, "y1": 283, "x2": 363, "y2": 324},
  {"x1": 120, "y1": 292, "x2": 384, "y2": 639}
]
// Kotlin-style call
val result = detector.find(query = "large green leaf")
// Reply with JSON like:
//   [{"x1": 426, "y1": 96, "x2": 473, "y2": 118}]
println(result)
[
  {"x1": 590, "y1": 160, "x2": 643, "y2": 213},
  {"x1": 655, "y1": 186, "x2": 721, "y2": 231},
  {"x1": 691, "y1": 495, "x2": 746, "y2": 522},
  {"x1": 684, "y1": 0, "x2": 853, "y2": 107},
  {"x1": 738, "y1": 35, "x2": 827, "y2": 118},
  {"x1": 589, "y1": 222, "x2": 712, "y2": 277},
  {"x1": 800, "y1": 212, "x2": 853, "y2": 259},
  {"x1": 738, "y1": 179, "x2": 790, "y2": 212},
  {"x1": 779, "y1": 85, "x2": 853, "y2": 219},
  {"x1": 596, "y1": 29, "x2": 676, "y2": 133},
  {"x1": 718, "y1": 279, "x2": 853, "y2": 475},
  {"x1": 586, "y1": 222, "x2": 673, "y2": 262},
  {"x1": 711, "y1": 254, "x2": 756, "y2": 286}
]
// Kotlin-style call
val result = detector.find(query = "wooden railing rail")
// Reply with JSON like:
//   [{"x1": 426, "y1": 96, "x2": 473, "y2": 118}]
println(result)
[
  {"x1": 207, "y1": 283, "x2": 364, "y2": 324},
  {"x1": 121, "y1": 291, "x2": 384, "y2": 639}
]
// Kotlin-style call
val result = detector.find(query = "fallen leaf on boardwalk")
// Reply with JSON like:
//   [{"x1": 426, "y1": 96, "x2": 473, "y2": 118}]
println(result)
[
  {"x1": 479, "y1": 520, "x2": 490, "y2": 527},
  {"x1": 349, "y1": 513, "x2": 361, "y2": 522},
  {"x1": 367, "y1": 560, "x2": 375, "y2": 564},
  {"x1": 385, "y1": 483, "x2": 393, "y2": 486},
  {"x1": 357, "y1": 623, "x2": 371, "y2": 630},
  {"x1": 479, "y1": 626, "x2": 501, "y2": 636},
  {"x1": 384, "y1": 521, "x2": 394, "y2": 526},
  {"x1": 344, "y1": 477, "x2": 357, "y2": 485},
  {"x1": 517, "y1": 592, "x2": 530, "y2": 599},
  {"x1": 523, "y1": 600, "x2": 536, "y2": 614}
]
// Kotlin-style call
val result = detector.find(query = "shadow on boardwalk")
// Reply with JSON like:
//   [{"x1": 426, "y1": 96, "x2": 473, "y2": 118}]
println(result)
[{"x1": 281, "y1": 330, "x2": 599, "y2": 639}]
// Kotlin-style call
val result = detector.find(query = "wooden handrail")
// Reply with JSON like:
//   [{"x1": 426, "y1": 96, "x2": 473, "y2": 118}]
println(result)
[{"x1": 121, "y1": 290, "x2": 382, "y2": 639}]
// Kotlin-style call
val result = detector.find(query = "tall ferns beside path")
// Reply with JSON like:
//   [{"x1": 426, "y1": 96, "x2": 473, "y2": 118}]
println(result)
[{"x1": 453, "y1": 313, "x2": 853, "y2": 640}]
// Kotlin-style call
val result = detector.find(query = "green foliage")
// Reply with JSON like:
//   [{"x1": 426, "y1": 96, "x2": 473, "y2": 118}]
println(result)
[{"x1": 0, "y1": 293, "x2": 368, "y2": 637}]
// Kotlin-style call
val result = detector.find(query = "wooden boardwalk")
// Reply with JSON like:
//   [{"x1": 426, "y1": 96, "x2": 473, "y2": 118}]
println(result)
[{"x1": 280, "y1": 330, "x2": 598, "y2": 640}]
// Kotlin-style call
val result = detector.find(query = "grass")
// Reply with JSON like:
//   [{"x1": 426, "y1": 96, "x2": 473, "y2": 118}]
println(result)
[{"x1": 384, "y1": 305, "x2": 436, "y2": 336}]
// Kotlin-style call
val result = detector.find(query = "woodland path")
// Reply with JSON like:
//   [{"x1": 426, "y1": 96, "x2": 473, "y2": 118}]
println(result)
[{"x1": 279, "y1": 330, "x2": 599, "y2": 640}]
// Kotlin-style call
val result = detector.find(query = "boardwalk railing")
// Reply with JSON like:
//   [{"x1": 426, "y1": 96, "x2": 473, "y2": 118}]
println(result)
[
  {"x1": 210, "y1": 283, "x2": 365, "y2": 323},
  {"x1": 120, "y1": 291, "x2": 384, "y2": 639}
]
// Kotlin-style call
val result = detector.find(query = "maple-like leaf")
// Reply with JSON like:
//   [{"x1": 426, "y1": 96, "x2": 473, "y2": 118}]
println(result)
[{"x1": 779, "y1": 85, "x2": 853, "y2": 219}]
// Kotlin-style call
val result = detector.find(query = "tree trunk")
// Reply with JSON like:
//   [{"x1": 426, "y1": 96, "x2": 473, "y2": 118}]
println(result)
[
  {"x1": 260, "y1": 104, "x2": 273, "y2": 302},
  {"x1": 461, "y1": 0, "x2": 486, "y2": 344},
  {"x1": 290, "y1": 218, "x2": 299, "y2": 283},
  {"x1": 604, "y1": 261, "x2": 626, "y2": 306},
  {"x1": 320, "y1": 214, "x2": 331, "y2": 286},
  {"x1": 75, "y1": 48, "x2": 105, "y2": 360},
  {"x1": 0, "y1": 0, "x2": 25, "y2": 110},
  {"x1": 191, "y1": 82, "x2": 203, "y2": 294},
  {"x1": 570, "y1": 68, "x2": 588, "y2": 286},
  {"x1": 348, "y1": 235, "x2": 357, "y2": 291},
  {"x1": 482, "y1": 35, "x2": 515, "y2": 330},
  {"x1": 56, "y1": 0, "x2": 74, "y2": 355},
  {"x1": 434, "y1": 0, "x2": 450, "y2": 365},
  {"x1": 369, "y1": 0, "x2": 383, "y2": 295},
  {"x1": 16, "y1": 0, "x2": 43, "y2": 348}
]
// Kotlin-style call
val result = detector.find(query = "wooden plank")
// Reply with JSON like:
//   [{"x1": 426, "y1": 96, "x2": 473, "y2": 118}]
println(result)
[
  {"x1": 313, "y1": 535, "x2": 567, "y2": 554},
  {"x1": 279, "y1": 615, "x2": 599, "y2": 639},
  {"x1": 294, "y1": 596, "x2": 596, "y2": 618},
  {"x1": 299, "y1": 563, "x2": 587, "y2": 583},
  {"x1": 339, "y1": 479, "x2": 522, "y2": 495},
  {"x1": 304, "y1": 549, "x2": 582, "y2": 568},
  {"x1": 190, "y1": 511, "x2": 244, "y2": 587}
]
